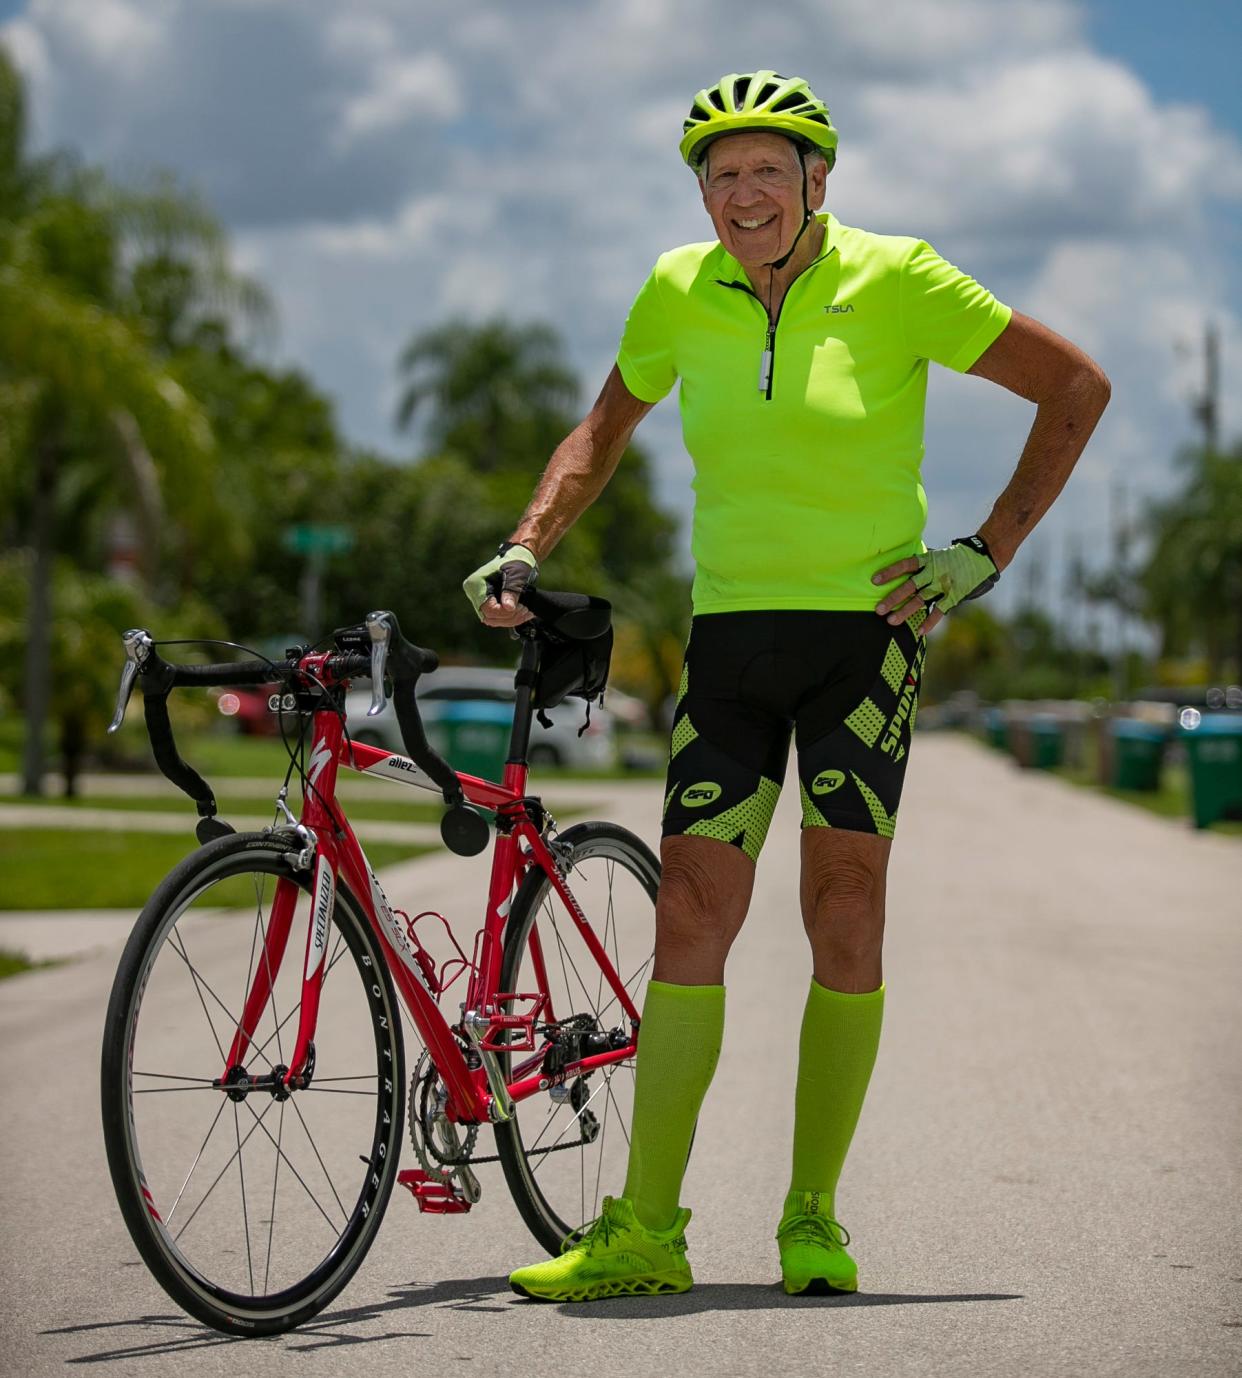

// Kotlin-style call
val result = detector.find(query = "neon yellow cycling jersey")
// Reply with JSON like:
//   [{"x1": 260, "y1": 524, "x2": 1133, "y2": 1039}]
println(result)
[{"x1": 616, "y1": 213, "x2": 1011, "y2": 613}]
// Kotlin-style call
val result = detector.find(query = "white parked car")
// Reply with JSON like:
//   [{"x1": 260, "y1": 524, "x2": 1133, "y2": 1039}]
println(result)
[{"x1": 343, "y1": 666, "x2": 616, "y2": 770}]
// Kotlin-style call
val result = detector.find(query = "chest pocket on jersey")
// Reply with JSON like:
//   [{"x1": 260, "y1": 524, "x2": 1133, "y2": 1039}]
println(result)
[{"x1": 806, "y1": 337, "x2": 866, "y2": 423}]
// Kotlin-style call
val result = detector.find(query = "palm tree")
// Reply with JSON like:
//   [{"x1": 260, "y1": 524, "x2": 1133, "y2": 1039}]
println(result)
[{"x1": 394, "y1": 319, "x2": 579, "y2": 473}]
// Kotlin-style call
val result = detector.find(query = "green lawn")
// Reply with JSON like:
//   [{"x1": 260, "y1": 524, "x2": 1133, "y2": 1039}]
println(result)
[
  {"x1": 1053, "y1": 761, "x2": 1242, "y2": 836},
  {"x1": 973, "y1": 728, "x2": 1242, "y2": 837},
  {"x1": 3, "y1": 718, "x2": 665, "y2": 783},
  {"x1": 0, "y1": 829, "x2": 436, "y2": 910},
  {"x1": 0, "y1": 949, "x2": 60, "y2": 981}
]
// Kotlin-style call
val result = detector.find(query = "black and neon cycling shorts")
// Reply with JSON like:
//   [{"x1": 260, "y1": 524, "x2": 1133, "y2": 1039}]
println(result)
[{"x1": 662, "y1": 610, "x2": 928, "y2": 861}]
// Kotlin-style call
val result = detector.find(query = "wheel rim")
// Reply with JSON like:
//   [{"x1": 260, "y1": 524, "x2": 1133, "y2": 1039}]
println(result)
[
  {"x1": 117, "y1": 852, "x2": 402, "y2": 1313},
  {"x1": 502, "y1": 834, "x2": 656, "y2": 1240}
]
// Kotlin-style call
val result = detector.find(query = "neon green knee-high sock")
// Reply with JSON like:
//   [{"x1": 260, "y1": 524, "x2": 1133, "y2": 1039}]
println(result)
[
  {"x1": 622, "y1": 979, "x2": 725, "y2": 1231},
  {"x1": 789, "y1": 979, "x2": 885, "y2": 1217}
]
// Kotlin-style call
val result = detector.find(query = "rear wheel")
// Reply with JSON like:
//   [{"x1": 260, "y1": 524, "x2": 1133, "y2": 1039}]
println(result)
[
  {"x1": 101, "y1": 833, "x2": 405, "y2": 1336},
  {"x1": 494, "y1": 821, "x2": 658, "y2": 1253}
]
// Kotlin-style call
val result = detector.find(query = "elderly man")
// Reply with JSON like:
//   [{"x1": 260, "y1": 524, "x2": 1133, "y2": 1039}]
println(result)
[{"x1": 464, "y1": 71, "x2": 1110, "y2": 1301}]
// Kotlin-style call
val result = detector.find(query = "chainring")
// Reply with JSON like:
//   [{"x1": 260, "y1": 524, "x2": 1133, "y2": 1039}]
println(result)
[{"x1": 408, "y1": 1050, "x2": 479, "y2": 1170}]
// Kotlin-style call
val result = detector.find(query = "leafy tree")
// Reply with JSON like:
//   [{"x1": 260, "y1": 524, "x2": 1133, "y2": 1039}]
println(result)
[
  {"x1": 395, "y1": 319, "x2": 579, "y2": 474},
  {"x1": 0, "y1": 46, "x2": 285, "y2": 791},
  {"x1": 1140, "y1": 443, "x2": 1242, "y2": 678}
]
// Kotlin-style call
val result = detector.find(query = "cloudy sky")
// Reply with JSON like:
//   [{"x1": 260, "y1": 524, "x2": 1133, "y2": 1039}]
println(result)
[{"x1": 4, "y1": 0, "x2": 1241, "y2": 614}]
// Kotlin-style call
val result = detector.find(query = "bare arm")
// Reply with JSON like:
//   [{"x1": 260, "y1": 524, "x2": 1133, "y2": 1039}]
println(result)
[
  {"x1": 875, "y1": 310, "x2": 1111, "y2": 633},
  {"x1": 967, "y1": 310, "x2": 1111, "y2": 571},
  {"x1": 481, "y1": 365, "x2": 654, "y2": 626}
]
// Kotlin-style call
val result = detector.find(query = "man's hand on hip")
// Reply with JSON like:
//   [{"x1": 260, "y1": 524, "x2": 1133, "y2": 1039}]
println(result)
[
  {"x1": 872, "y1": 535, "x2": 999, "y2": 637},
  {"x1": 463, "y1": 542, "x2": 539, "y2": 627}
]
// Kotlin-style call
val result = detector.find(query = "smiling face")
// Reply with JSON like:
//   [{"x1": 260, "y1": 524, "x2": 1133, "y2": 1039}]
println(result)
[{"x1": 699, "y1": 130, "x2": 828, "y2": 273}]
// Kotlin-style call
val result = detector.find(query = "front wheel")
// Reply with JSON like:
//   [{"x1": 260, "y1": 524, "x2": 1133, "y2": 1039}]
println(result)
[
  {"x1": 494, "y1": 820, "x2": 659, "y2": 1253},
  {"x1": 101, "y1": 833, "x2": 405, "y2": 1336}
]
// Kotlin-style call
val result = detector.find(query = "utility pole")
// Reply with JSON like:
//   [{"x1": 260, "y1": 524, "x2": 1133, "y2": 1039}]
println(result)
[
  {"x1": 1193, "y1": 321, "x2": 1220, "y2": 454},
  {"x1": 1064, "y1": 532, "x2": 1083, "y2": 695},
  {"x1": 1110, "y1": 482, "x2": 1130, "y2": 701}
]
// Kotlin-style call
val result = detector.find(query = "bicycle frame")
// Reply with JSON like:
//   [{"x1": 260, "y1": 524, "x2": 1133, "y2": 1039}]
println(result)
[{"x1": 221, "y1": 651, "x2": 642, "y2": 1128}]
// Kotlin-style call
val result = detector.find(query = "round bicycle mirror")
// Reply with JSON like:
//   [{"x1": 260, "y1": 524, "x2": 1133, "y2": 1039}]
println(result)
[{"x1": 440, "y1": 804, "x2": 490, "y2": 857}]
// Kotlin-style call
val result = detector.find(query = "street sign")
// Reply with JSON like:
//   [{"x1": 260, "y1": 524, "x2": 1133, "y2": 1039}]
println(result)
[{"x1": 282, "y1": 523, "x2": 355, "y2": 556}]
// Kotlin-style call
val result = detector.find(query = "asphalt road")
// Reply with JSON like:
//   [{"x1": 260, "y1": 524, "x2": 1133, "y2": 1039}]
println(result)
[{"x1": 1, "y1": 736, "x2": 1239, "y2": 1377}]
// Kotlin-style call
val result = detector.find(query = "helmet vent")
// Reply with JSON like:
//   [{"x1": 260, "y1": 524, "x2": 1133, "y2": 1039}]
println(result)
[
  {"x1": 732, "y1": 77, "x2": 748, "y2": 108},
  {"x1": 756, "y1": 81, "x2": 780, "y2": 105},
  {"x1": 706, "y1": 87, "x2": 726, "y2": 111},
  {"x1": 770, "y1": 91, "x2": 808, "y2": 113}
]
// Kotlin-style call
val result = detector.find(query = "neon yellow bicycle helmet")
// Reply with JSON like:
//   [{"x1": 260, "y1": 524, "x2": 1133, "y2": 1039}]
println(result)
[{"x1": 680, "y1": 71, "x2": 838, "y2": 171}]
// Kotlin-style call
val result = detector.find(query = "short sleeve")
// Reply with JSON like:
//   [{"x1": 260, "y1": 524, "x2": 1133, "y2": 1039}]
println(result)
[
  {"x1": 900, "y1": 241, "x2": 1012, "y2": 373},
  {"x1": 616, "y1": 265, "x2": 678, "y2": 403}
]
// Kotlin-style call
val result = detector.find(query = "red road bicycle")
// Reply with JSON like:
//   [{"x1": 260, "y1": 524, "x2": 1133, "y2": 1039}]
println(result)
[{"x1": 100, "y1": 594, "x2": 658, "y2": 1336}]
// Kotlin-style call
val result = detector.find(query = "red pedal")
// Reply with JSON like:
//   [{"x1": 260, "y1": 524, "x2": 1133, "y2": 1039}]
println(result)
[{"x1": 397, "y1": 1169, "x2": 472, "y2": 1214}]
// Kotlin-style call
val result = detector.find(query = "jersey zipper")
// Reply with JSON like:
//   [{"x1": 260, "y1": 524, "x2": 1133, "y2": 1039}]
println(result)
[{"x1": 716, "y1": 246, "x2": 836, "y2": 402}]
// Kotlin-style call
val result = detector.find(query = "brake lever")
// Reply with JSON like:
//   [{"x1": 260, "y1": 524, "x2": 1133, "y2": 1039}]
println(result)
[
  {"x1": 365, "y1": 610, "x2": 393, "y2": 716},
  {"x1": 108, "y1": 628, "x2": 154, "y2": 733}
]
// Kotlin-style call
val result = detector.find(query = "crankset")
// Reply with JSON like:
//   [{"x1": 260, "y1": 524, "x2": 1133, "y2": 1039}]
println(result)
[{"x1": 408, "y1": 1051, "x2": 481, "y2": 1203}]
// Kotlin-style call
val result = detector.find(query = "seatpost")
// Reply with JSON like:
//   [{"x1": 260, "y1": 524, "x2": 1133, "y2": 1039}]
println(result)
[{"x1": 508, "y1": 636, "x2": 543, "y2": 764}]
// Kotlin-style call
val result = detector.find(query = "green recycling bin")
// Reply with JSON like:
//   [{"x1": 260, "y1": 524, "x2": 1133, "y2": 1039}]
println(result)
[
  {"x1": 1110, "y1": 719, "x2": 1166, "y2": 792},
  {"x1": 1028, "y1": 714, "x2": 1064, "y2": 770},
  {"x1": 432, "y1": 700, "x2": 513, "y2": 781},
  {"x1": 1179, "y1": 714, "x2": 1242, "y2": 829},
  {"x1": 984, "y1": 707, "x2": 1008, "y2": 752}
]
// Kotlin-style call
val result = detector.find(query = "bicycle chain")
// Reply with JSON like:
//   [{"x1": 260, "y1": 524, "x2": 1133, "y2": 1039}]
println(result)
[{"x1": 407, "y1": 1051, "x2": 600, "y2": 1167}]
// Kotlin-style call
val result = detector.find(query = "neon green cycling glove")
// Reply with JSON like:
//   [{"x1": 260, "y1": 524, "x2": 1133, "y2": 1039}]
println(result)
[
  {"x1": 463, "y1": 541, "x2": 539, "y2": 621},
  {"x1": 911, "y1": 535, "x2": 1000, "y2": 613}
]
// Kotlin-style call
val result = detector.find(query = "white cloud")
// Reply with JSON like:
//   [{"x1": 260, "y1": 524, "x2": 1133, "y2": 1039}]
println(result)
[{"x1": 335, "y1": 52, "x2": 462, "y2": 147}]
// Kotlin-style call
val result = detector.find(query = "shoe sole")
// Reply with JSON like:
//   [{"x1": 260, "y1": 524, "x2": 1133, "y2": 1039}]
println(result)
[
  {"x1": 783, "y1": 1276, "x2": 858, "y2": 1296},
  {"x1": 510, "y1": 1275, "x2": 692, "y2": 1303}
]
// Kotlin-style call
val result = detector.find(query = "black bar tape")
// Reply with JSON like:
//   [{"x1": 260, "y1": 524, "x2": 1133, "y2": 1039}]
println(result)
[
  {"x1": 391, "y1": 679, "x2": 462, "y2": 806},
  {"x1": 142, "y1": 691, "x2": 218, "y2": 816},
  {"x1": 169, "y1": 659, "x2": 284, "y2": 688}
]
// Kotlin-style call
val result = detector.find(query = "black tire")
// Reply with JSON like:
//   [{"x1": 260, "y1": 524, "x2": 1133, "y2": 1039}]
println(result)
[
  {"x1": 101, "y1": 833, "x2": 405, "y2": 1336},
  {"x1": 493, "y1": 821, "x2": 659, "y2": 1254}
]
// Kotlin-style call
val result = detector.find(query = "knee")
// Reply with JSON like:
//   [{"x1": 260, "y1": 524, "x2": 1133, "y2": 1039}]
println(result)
[
  {"x1": 800, "y1": 848, "x2": 884, "y2": 931},
  {"x1": 657, "y1": 845, "x2": 745, "y2": 949}
]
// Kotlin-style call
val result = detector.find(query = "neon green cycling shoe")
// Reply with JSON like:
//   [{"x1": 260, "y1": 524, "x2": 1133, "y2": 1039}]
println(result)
[
  {"x1": 509, "y1": 1195, "x2": 693, "y2": 1302},
  {"x1": 777, "y1": 1189, "x2": 858, "y2": 1295}
]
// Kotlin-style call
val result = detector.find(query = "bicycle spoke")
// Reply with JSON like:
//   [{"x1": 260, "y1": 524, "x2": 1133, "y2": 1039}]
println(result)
[
  {"x1": 545, "y1": 903, "x2": 603, "y2": 1020},
  {"x1": 263, "y1": 1102, "x2": 283, "y2": 1296},
  {"x1": 287, "y1": 1092, "x2": 349, "y2": 1222},
  {"x1": 592, "y1": 1073, "x2": 612, "y2": 1221},
  {"x1": 603, "y1": 1076, "x2": 631, "y2": 1150},
  {"x1": 172, "y1": 1098, "x2": 274, "y2": 1243},
  {"x1": 531, "y1": 1076, "x2": 609, "y2": 1177},
  {"x1": 251, "y1": 870, "x2": 286, "y2": 1069},
  {"x1": 166, "y1": 1096, "x2": 229, "y2": 1226},
  {"x1": 135, "y1": 1085, "x2": 227, "y2": 1094},
  {"x1": 233, "y1": 1103, "x2": 256, "y2": 1295},
  {"x1": 133, "y1": 1073, "x2": 217, "y2": 1084},
  {"x1": 240, "y1": 1097, "x2": 343, "y2": 1234},
  {"x1": 166, "y1": 927, "x2": 275, "y2": 1074},
  {"x1": 167, "y1": 926, "x2": 228, "y2": 1068}
]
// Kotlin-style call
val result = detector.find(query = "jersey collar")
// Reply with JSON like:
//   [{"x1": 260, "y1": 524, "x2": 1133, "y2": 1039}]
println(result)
[{"x1": 716, "y1": 212, "x2": 839, "y2": 287}]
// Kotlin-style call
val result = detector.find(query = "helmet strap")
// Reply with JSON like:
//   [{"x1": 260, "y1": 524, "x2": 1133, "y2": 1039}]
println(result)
[{"x1": 767, "y1": 155, "x2": 811, "y2": 272}]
